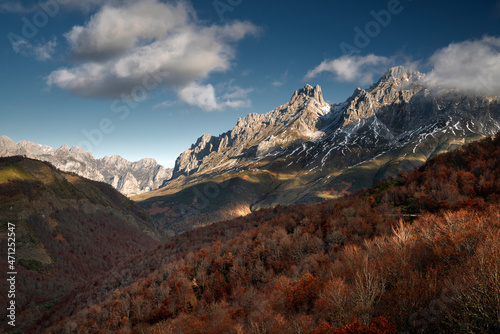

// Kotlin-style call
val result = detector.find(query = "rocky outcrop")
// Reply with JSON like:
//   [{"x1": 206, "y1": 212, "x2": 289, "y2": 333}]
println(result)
[
  {"x1": 172, "y1": 84, "x2": 331, "y2": 178},
  {"x1": 342, "y1": 66, "x2": 425, "y2": 126},
  {"x1": 0, "y1": 137, "x2": 172, "y2": 196}
]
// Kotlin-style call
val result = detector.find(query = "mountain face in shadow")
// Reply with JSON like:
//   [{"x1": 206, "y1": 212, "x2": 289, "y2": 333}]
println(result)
[{"x1": 0, "y1": 156, "x2": 163, "y2": 331}]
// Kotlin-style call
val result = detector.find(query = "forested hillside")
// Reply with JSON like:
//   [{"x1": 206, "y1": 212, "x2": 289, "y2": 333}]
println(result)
[
  {"x1": 40, "y1": 135, "x2": 500, "y2": 333},
  {"x1": 0, "y1": 157, "x2": 161, "y2": 332}
]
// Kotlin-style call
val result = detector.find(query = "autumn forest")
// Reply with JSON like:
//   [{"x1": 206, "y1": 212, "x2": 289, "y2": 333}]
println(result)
[{"x1": 28, "y1": 134, "x2": 500, "y2": 333}]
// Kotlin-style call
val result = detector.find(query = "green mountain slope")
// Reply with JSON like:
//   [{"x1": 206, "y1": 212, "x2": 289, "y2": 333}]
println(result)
[{"x1": 0, "y1": 156, "x2": 162, "y2": 332}]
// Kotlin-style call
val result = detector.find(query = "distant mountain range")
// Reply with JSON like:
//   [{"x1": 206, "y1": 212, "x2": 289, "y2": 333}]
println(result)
[
  {"x1": 134, "y1": 66, "x2": 500, "y2": 235},
  {"x1": 0, "y1": 136, "x2": 172, "y2": 196}
]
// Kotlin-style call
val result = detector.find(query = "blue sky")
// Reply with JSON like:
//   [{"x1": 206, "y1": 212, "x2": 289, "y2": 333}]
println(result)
[{"x1": 1, "y1": 0, "x2": 500, "y2": 167}]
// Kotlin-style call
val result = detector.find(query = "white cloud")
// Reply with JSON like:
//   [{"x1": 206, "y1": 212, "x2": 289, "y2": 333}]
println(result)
[
  {"x1": 12, "y1": 37, "x2": 57, "y2": 61},
  {"x1": 222, "y1": 87, "x2": 253, "y2": 100},
  {"x1": 178, "y1": 82, "x2": 251, "y2": 111},
  {"x1": 223, "y1": 99, "x2": 251, "y2": 109},
  {"x1": 65, "y1": 1, "x2": 193, "y2": 61},
  {"x1": 304, "y1": 54, "x2": 392, "y2": 84},
  {"x1": 34, "y1": 38, "x2": 57, "y2": 60},
  {"x1": 271, "y1": 70, "x2": 288, "y2": 87},
  {"x1": 271, "y1": 81, "x2": 285, "y2": 87},
  {"x1": 152, "y1": 100, "x2": 176, "y2": 110},
  {"x1": 11, "y1": 39, "x2": 31, "y2": 54},
  {"x1": 46, "y1": 0, "x2": 260, "y2": 102},
  {"x1": 178, "y1": 83, "x2": 219, "y2": 111},
  {"x1": 425, "y1": 36, "x2": 500, "y2": 95}
]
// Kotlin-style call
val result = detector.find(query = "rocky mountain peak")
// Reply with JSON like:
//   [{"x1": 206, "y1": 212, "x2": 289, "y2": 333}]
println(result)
[
  {"x1": 291, "y1": 84, "x2": 325, "y2": 105},
  {"x1": 235, "y1": 113, "x2": 261, "y2": 129},
  {"x1": 341, "y1": 66, "x2": 426, "y2": 126},
  {"x1": 0, "y1": 135, "x2": 15, "y2": 144},
  {"x1": 137, "y1": 158, "x2": 156, "y2": 166},
  {"x1": 0, "y1": 136, "x2": 17, "y2": 152},
  {"x1": 68, "y1": 146, "x2": 90, "y2": 156},
  {"x1": 102, "y1": 154, "x2": 128, "y2": 165},
  {"x1": 200, "y1": 133, "x2": 213, "y2": 144},
  {"x1": 173, "y1": 84, "x2": 333, "y2": 177},
  {"x1": 375, "y1": 66, "x2": 425, "y2": 88},
  {"x1": 190, "y1": 133, "x2": 213, "y2": 149}
]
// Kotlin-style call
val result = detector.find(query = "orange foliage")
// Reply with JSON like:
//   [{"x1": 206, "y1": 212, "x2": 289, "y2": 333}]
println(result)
[{"x1": 39, "y1": 134, "x2": 500, "y2": 334}]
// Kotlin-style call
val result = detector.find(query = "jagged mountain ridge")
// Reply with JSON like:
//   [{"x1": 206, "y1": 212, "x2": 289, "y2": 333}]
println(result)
[
  {"x1": 172, "y1": 83, "x2": 330, "y2": 178},
  {"x1": 172, "y1": 66, "x2": 499, "y2": 181},
  {"x1": 135, "y1": 66, "x2": 500, "y2": 235},
  {"x1": 0, "y1": 136, "x2": 173, "y2": 196}
]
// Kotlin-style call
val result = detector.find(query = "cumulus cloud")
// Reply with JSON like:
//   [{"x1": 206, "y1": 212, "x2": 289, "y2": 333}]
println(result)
[
  {"x1": 178, "y1": 83, "x2": 218, "y2": 111},
  {"x1": 65, "y1": 1, "x2": 193, "y2": 61},
  {"x1": 304, "y1": 54, "x2": 392, "y2": 84},
  {"x1": 178, "y1": 83, "x2": 251, "y2": 111},
  {"x1": 46, "y1": 0, "x2": 260, "y2": 108},
  {"x1": 425, "y1": 36, "x2": 500, "y2": 95}
]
